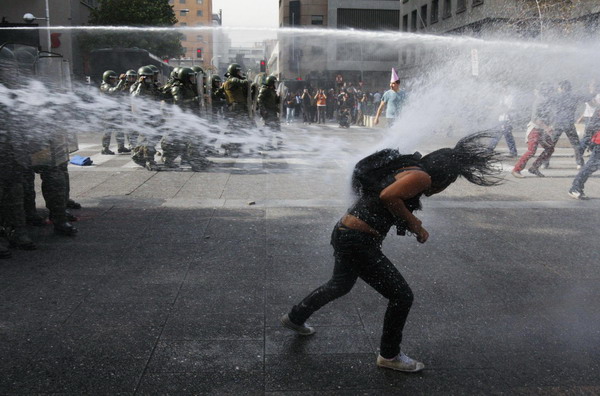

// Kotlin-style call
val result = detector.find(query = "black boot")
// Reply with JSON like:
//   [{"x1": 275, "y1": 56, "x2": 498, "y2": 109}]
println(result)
[
  {"x1": 66, "y1": 199, "x2": 82, "y2": 210},
  {"x1": 118, "y1": 146, "x2": 132, "y2": 153},
  {"x1": 54, "y1": 222, "x2": 78, "y2": 236},
  {"x1": 8, "y1": 228, "x2": 36, "y2": 250},
  {"x1": 101, "y1": 147, "x2": 115, "y2": 155}
]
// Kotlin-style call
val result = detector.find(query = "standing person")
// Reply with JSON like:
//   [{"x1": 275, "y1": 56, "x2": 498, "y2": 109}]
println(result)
[
  {"x1": 294, "y1": 91, "x2": 302, "y2": 121},
  {"x1": 130, "y1": 65, "x2": 162, "y2": 170},
  {"x1": 512, "y1": 83, "x2": 555, "y2": 178},
  {"x1": 314, "y1": 88, "x2": 327, "y2": 124},
  {"x1": 285, "y1": 92, "x2": 295, "y2": 125},
  {"x1": 258, "y1": 75, "x2": 283, "y2": 149},
  {"x1": 301, "y1": 88, "x2": 312, "y2": 124},
  {"x1": 569, "y1": 107, "x2": 600, "y2": 199},
  {"x1": 374, "y1": 68, "x2": 407, "y2": 128},
  {"x1": 326, "y1": 89, "x2": 336, "y2": 121},
  {"x1": 578, "y1": 88, "x2": 600, "y2": 157},
  {"x1": 487, "y1": 88, "x2": 518, "y2": 157},
  {"x1": 281, "y1": 132, "x2": 502, "y2": 373},
  {"x1": 548, "y1": 80, "x2": 584, "y2": 169},
  {"x1": 99, "y1": 70, "x2": 128, "y2": 155}
]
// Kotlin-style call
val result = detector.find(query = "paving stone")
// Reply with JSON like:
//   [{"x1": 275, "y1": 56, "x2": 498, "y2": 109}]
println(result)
[{"x1": 147, "y1": 340, "x2": 263, "y2": 373}]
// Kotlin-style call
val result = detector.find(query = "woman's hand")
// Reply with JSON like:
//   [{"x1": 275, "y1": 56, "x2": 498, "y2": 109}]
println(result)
[
  {"x1": 409, "y1": 222, "x2": 429, "y2": 243},
  {"x1": 380, "y1": 170, "x2": 432, "y2": 243}
]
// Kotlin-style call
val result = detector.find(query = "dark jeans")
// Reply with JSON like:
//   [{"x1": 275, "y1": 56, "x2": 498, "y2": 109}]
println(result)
[
  {"x1": 552, "y1": 125, "x2": 583, "y2": 166},
  {"x1": 289, "y1": 224, "x2": 414, "y2": 359},
  {"x1": 488, "y1": 122, "x2": 517, "y2": 156},
  {"x1": 571, "y1": 144, "x2": 600, "y2": 193}
]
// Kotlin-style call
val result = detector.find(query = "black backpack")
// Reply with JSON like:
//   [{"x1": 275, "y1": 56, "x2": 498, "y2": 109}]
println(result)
[
  {"x1": 351, "y1": 149, "x2": 423, "y2": 236},
  {"x1": 351, "y1": 149, "x2": 423, "y2": 195}
]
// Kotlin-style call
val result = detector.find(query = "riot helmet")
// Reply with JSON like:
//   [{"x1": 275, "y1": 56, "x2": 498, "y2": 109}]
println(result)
[
  {"x1": 226, "y1": 63, "x2": 243, "y2": 78},
  {"x1": 177, "y1": 67, "x2": 197, "y2": 85},
  {"x1": 170, "y1": 67, "x2": 181, "y2": 80},
  {"x1": 102, "y1": 70, "x2": 118, "y2": 83},
  {"x1": 147, "y1": 64, "x2": 160, "y2": 78},
  {"x1": 264, "y1": 75, "x2": 277, "y2": 87},
  {"x1": 210, "y1": 75, "x2": 222, "y2": 89},
  {"x1": 138, "y1": 66, "x2": 154, "y2": 83},
  {"x1": 191, "y1": 66, "x2": 204, "y2": 76},
  {"x1": 125, "y1": 69, "x2": 138, "y2": 83}
]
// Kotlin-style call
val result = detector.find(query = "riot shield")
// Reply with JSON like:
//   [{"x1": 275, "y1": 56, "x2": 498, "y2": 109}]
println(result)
[{"x1": 196, "y1": 71, "x2": 205, "y2": 116}]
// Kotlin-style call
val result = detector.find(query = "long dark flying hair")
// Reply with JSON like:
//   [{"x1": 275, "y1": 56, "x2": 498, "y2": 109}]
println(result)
[{"x1": 419, "y1": 131, "x2": 504, "y2": 187}]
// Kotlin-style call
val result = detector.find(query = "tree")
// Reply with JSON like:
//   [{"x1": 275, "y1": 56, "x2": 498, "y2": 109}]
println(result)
[
  {"x1": 508, "y1": 0, "x2": 584, "y2": 39},
  {"x1": 79, "y1": 0, "x2": 184, "y2": 59}
]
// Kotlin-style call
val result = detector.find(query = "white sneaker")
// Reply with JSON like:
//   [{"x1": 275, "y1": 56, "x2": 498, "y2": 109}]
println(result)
[
  {"x1": 376, "y1": 352, "x2": 425, "y2": 373},
  {"x1": 280, "y1": 314, "x2": 315, "y2": 336},
  {"x1": 568, "y1": 190, "x2": 589, "y2": 200}
]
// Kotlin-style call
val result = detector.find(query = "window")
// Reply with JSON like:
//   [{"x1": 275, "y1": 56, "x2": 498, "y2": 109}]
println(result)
[
  {"x1": 179, "y1": 0, "x2": 185, "y2": 3},
  {"x1": 443, "y1": 0, "x2": 452, "y2": 18},
  {"x1": 180, "y1": 22, "x2": 187, "y2": 26},
  {"x1": 196, "y1": 22, "x2": 203, "y2": 26},
  {"x1": 196, "y1": 0, "x2": 203, "y2": 3},
  {"x1": 402, "y1": 14, "x2": 408, "y2": 32},
  {"x1": 311, "y1": 15, "x2": 324, "y2": 25},
  {"x1": 196, "y1": 34, "x2": 204, "y2": 42},
  {"x1": 411, "y1": 10, "x2": 417, "y2": 32},
  {"x1": 473, "y1": 0, "x2": 484, "y2": 6},
  {"x1": 168, "y1": 0, "x2": 173, "y2": 4},
  {"x1": 420, "y1": 5, "x2": 427, "y2": 28},
  {"x1": 179, "y1": 10, "x2": 188, "y2": 16},
  {"x1": 431, "y1": 0, "x2": 439, "y2": 24},
  {"x1": 457, "y1": 0, "x2": 466, "y2": 13},
  {"x1": 196, "y1": 10, "x2": 203, "y2": 17}
]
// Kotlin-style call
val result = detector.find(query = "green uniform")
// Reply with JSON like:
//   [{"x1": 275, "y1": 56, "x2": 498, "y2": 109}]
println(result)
[
  {"x1": 130, "y1": 79, "x2": 162, "y2": 170},
  {"x1": 258, "y1": 85, "x2": 281, "y2": 131},
  {"x1": 100, "y1": 79, "x2": 126, "y2": 151}
]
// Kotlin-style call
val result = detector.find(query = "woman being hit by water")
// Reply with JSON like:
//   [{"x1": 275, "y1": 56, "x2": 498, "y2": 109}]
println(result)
[{"x1": 281, "y1": 132, "x2": 502, "y2": 373}]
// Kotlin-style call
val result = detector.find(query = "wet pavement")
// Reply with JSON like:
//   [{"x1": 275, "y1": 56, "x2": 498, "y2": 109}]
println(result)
[{"x1": 1, "y1": 124, "x2": 600, "y2": 394}]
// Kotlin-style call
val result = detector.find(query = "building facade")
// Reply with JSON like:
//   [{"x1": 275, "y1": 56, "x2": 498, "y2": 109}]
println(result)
[
  {"x1": 278, "y1": 0, "x2": 401, "y2": 90},
  {"x1": 169, "y1": 0, "x2": 214, "y2": 70},
  {"x1": 397, "y1": 0, "x2": 600, "y2": 80}
]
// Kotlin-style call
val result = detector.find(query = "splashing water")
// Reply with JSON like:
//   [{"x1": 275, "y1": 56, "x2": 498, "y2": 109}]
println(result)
[{"x1": 1, "y1": 24, "x2": 599, "y2": 164}]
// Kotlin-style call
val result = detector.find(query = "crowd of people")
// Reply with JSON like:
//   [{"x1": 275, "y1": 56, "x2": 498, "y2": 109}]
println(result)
[
  {"x1": 282, "y1": 84, "x2": 393, "y2": 128},
  {"x1": 503, "y1": 80, "x2": 600, "y2": 199}
]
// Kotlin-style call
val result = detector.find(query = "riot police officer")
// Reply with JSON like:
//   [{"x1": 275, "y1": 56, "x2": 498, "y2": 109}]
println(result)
[
  {"x1": 99, "y1": 70, "x2": 129, "y2": 154},
  {"x1": 210, "y1": 75, "x2": 227, "y2": 122},
  {"x1": 161, "y1": 67, "x2": 198, "y2": 168},
  {"x1": 131, "y1": 65, "x2": 162, "y2": 170},
  {"x1": 222, "y1": 63, "x2": 253, "y2": 126},
  {"x1": 258, "y1": 75, "x2": 283, "y2": 150}
]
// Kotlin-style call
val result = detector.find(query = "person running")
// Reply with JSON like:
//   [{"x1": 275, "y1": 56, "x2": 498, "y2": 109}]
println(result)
[
  {"x1": 281, "y1": 132, "x2": 502, "y2": 373},
  {"x1": 569, "y1": 106, "x2": 600, "y2": 199},
  {"x1": 512, "y1": 83, "x2": 555, "y2": 178}
]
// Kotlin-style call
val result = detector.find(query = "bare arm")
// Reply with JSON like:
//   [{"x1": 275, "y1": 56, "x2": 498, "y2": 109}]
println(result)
[
  {"x1": 374, "y1": 100, "x2": 386, "y2": 125},
  {"x1": 379, "y1": 171, "x2": 431, "y2": 243}
]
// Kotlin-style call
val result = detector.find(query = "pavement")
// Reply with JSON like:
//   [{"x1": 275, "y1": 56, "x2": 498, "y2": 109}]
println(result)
[{"x1": 1, "y1": 123, "x2": 600, "y2": 395}]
